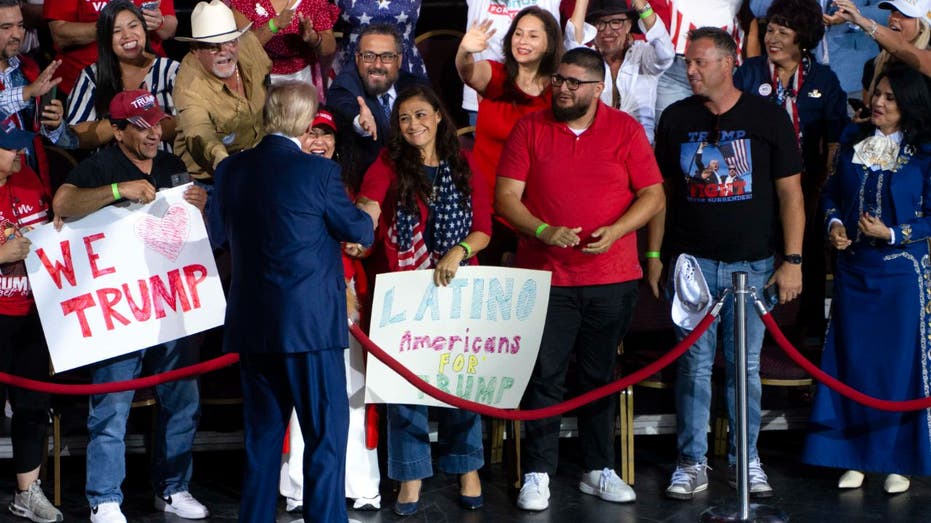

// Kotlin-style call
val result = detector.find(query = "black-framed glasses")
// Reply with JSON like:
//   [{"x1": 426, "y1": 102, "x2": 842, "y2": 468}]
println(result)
[
  {"x1": 594, "y1": 17, "x2": 630, "y2": 31},
  {"x1": 193, "y1": 39, "x2": 239, "y2": 54},
  {"x1": 358, "y1": 51, "x2": 399, "y2": 64},
  {"x1": 551, "y1": 74, "x2": 601, "y2": 91}
]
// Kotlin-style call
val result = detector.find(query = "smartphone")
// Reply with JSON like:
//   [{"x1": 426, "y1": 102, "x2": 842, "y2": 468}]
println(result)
[
  {"x1": 170, "y1": 172, "x2": 191, "y2": 187},
  {"x1": 848, "y1": 98, "x2": 867, "y2": 117},
  {"x1": 762, "y1": 284, "x2": 780, "y2": 308},
  {"x1": 140, "y1": 1, "x2": 159, "y2": 11},
  {"x1": 39, "y1": 86, "x2": 56, "y2": 113}
]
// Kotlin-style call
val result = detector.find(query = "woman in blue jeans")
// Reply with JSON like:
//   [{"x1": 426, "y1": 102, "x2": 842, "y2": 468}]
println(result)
[{"x1": 356, "y1": 85, "x2": 492, "y2": 516}]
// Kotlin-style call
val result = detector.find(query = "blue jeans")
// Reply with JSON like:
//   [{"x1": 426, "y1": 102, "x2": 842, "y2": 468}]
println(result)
[
  {"x1": 86, "y1": 337, "x2": 201, "y2": 507},
  {"x1": 672, "y1": 256, "x2": 773, "y2": 465},
  {"x1": 655, "y1": 56, "x2": 692, "y2": 125},
  {"x1": 387, "y1": 404, "x2": 483, "y2": 481}
]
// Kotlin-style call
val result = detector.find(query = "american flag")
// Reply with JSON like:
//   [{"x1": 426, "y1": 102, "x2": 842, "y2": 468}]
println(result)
[
  {"x1": 388, "y1": 223, "x2": 432, "y2": 271},
  {"x1": 719, "y1": 139, "x2": 751, "y2": 177}
]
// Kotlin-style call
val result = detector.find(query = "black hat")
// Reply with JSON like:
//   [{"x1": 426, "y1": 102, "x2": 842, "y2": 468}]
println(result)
[{"x1": 586, "y1": 0, "x2": 642, "y2": 34}]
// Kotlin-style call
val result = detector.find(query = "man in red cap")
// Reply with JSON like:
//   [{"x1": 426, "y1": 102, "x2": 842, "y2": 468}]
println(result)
[{"x1": 52, "y1": 91, "x2": 210, "y2": 523}]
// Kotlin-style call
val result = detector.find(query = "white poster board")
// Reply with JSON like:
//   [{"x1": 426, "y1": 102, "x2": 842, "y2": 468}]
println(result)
[
  {"x1": 365, "y1": 266, "x2": 551, "y2": 408},
  {"x1": 25, "y1": 184, "x2": 226, "y2": 373}
]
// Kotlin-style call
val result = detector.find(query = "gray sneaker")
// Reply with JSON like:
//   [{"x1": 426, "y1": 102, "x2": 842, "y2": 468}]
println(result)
[
  {"x1": 728, "y1": 458, "x2": 774, "y2": 498},
  {"x1": 665, "y1": 461, "x2": 710, "y2": 500},
  {"x1": 9, "y1": 480, "x2": 63, "y2": 523}
]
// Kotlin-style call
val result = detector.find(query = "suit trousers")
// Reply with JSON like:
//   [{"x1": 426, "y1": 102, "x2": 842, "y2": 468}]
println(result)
[{"x1": 239, "y1": 349, "x2": 348, "y2": 523}]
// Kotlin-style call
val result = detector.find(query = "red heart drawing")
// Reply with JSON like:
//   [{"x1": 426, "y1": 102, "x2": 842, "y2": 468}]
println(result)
[{"x1": 134, "y1": 205, "x2": 190, "y2": 261}]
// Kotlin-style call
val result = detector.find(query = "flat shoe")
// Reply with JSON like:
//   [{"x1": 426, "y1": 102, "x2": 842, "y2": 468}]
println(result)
[
  {"x1": 459, "y1": 493, "x2": 483, "y2": 510},
  {"x1": 838, "y1": 470, "x2": 864, "y2": 489},
  {"x1": 884, "y1": 474, "x2": 910, "y2": 494}
]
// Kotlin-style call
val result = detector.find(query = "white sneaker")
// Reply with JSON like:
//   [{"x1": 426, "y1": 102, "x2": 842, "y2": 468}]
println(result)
[
  {"x1": 579, "y1": 468, "x2": 636, "y2": 503},
  {"x1": 90, "y1": 502, "x2": 126, "y2": 523},
  {"x1": 351, "y1": 494, "x2": 381, "y2": 510},
  {"x1": 9, "y1": 480, "x2": 63, "y2": 522},
  {"x1": 154, "y1": 491, "x2": 210, "y2": 519},
  {"x1": 516, "y1": 472, "x2": 550, "y2": 511}
]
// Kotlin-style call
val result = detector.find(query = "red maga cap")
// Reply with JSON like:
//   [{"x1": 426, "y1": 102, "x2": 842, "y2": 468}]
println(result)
[{"x1": 109, "y1": 90, "x2": 169, "y2": 129}]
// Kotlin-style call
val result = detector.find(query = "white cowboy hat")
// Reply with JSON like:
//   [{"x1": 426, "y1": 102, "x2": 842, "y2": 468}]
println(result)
[
  {"x1": 176, "y1": 0, "x2": 253, "y2": 44},
  {"x1": 671, "y1": 253, "x2": 711, "y2": 330},
  {"x1": 878, "y1": 0, "x2": 931, "y2": 25}
]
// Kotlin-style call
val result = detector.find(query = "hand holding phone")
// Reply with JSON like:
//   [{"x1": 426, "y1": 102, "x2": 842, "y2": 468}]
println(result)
[
  {"x1": 140, "y1": 1, "x2": 160, "y2": 11},
  {"x1": 848, "y1": 98, "x2": 867, "y2": 118}
]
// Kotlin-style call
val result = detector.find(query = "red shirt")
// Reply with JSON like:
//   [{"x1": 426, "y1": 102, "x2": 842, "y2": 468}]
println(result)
[
  {"x1": 474, "y1": 61, "x2": 551, "y2": 205},
  {"x1": 497, "y1": 104, "x2": 663, "y2": 287},
  {"x1": 44, "y1": 0, "x2": 176, "y2": 94},
  {"x1": 359, "y1": 150, "x2": 493, "y2": 273},
  {"x1": 0, "y1": 165, "x2": 50, "y2": 316}
]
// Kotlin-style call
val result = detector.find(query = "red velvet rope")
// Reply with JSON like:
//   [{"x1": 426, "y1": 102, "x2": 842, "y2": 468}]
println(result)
[
  {"x1": 0, "y1": 354, "x2": 240, "y2": 395},
  {"x1": 761, "y1": 312, "x2": 931, "y2": 412},
  {"x1": 349, "y1": 313, "x2": 716, "y2": 421}
]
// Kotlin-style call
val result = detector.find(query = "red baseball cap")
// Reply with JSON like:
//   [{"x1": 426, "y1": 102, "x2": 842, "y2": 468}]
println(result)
[
  {"x1": 109, "y1": 90, "x2": 169, "y2": 129},
  {"x1": 311, "y1": 110, "x2": 337, "y2": 133}
]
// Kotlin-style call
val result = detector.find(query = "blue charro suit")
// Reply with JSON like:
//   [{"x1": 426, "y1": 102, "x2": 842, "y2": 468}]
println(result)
[{"x1": 213, "y1": 134, "x2": 374, "y2": 522}]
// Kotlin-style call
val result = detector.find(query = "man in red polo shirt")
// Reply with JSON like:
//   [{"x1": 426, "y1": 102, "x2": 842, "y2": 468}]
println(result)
[
  {"x1": 44, "y1": 0, "x2": 178, "y2": 94},
  {"x1": 496, "y1": 46, "x2": 665, "y2": 512}
]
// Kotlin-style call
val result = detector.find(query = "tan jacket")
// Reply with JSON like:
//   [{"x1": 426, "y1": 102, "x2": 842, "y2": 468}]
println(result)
[{"x1": 173, "y1": 31, "x2": 271, "y2": 180}]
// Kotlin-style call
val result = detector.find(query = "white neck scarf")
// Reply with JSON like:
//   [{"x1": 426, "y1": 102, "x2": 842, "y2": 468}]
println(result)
[{"x1": 852, "y1": 130, "x2": 903, "y2": 171}]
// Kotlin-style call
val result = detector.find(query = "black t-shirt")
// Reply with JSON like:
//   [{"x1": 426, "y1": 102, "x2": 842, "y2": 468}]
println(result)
[
  {"x1": 654, "y1": 93, "x2": 802, "y2": 262},
  {"x1": 65, "y1": 144, "x2": 188, "y2": 193}
]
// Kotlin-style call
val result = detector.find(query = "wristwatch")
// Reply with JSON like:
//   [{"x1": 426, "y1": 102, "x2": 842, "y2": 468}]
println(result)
[{"x1": 784, "y1": 253, "x2": 802, "y2": 265}]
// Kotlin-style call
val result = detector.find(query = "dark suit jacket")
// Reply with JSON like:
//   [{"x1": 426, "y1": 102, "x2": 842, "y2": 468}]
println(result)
[
  {"x1": 214, "y1": 135, "x2": 374, "y2": 354},
  {"x1": 326, "y1": 67, "x2": 427, "y2": 171}
]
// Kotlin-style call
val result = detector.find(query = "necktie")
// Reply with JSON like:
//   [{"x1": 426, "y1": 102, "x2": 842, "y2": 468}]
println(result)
[{"x1": 379, "y1": 94, "x2": 391, "y2": 119}]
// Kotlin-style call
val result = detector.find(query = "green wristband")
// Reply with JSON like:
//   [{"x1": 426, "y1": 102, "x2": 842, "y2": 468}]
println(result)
[
  {"x1": 457, "y1": 241, "x2": 472, "y2": 258},
  {"x1": 639, "y1": 7, "x2": 654, "y2": 19},
  {"x1": 645, "y1": 251, "x2": 660, "y2": 259},
  {"x1": 534, "y1": 223, "x2": 549, "y2": 239},
  {"x1": 268, "y1": 18, "x2": 279, "y2": 34},
  {"x1": 111, "y1": 183, "x2": 120, "y2": 201}
]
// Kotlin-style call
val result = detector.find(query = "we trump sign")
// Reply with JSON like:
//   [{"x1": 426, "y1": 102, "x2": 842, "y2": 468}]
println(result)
[{"x1": 25, "y1": 185, "x2": 226, "y2": 373}]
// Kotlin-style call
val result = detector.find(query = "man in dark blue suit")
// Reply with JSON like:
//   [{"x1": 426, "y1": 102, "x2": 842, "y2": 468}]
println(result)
[
  {"x1": 212, "y1": 81, "x2": 376, "y2": 523},
  {"x1": 326, "y1": 23, "x2": 427, "y2": 173}
]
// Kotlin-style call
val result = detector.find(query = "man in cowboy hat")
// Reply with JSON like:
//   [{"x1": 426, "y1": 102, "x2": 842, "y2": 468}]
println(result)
[
  {"x1": 566, "y1": 0, "x2": 674, "y2": 142},
  {"x1": 173, "y1": 0, "x2": 271, "y2": 186},
  {"x1": 53, "y1": 90, "x2": 210, "y2": 523}
]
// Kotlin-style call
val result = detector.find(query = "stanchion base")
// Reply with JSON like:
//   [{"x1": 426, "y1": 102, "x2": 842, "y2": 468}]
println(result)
[{"x1": 699, "y1": 503, "x2": 788, "y2": 522}]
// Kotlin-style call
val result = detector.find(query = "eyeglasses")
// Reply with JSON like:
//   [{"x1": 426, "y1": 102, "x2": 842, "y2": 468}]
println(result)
[
  {"x1": 551, "y1": 74, "x2": 601, "y2": 91},
  {"x1": 358, "y1": 51, "x2": 399, "y2": 64},
  {"x1": 594, "y1": 17, "x2": 630, "y2": 31},
  {"x1": 194, "y1": 39, "x2": 238, "y2": 54}
]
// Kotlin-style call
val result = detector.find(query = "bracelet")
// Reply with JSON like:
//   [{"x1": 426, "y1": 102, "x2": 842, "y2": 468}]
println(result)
[
  {"x1": 268, "y1": 18, "x2": 279, "y2": 34},
  {"x1": 308, "y1": 32, "x2": 322, "y2": 47},
  {"x1": 645, "y1": 251, "x2": 660, "y2": 259},
  {"x1": 534, "y1": 223, "x2": 549, "y2": 239},
  {"x1": 457, "y1": 241, "x2": 472, "y2": 258},
  {"x1": 868, "y1": 20, "x2": 878, "y2": 39},
  {"x1": 111, "y1": 183, "x2": 120, "y2": 201},
  {"x1": 639, "y1": 7, "x2": 654, "y2": 19}
]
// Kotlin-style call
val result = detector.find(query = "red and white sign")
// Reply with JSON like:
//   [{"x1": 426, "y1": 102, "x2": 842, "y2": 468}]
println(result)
[{"x1": 24, "y1": 184, "x2": 226, "y2": 372}]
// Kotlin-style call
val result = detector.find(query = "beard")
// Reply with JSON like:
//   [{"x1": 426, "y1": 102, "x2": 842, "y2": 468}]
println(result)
[
  {"x1": 361, "y1": 67, "x2": 396, "y2": 97},
  {"x1": 552, "y1": 98, "x2": 589, "y2": 122}
]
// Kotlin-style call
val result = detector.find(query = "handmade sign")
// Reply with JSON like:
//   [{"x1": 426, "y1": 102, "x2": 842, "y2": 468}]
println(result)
[
  {"x1": 365, "y1": 266, "x2": 550, "y2": 408},
  {"x1": 25, "y1": 184, "x2": 225, "y2": 372}
]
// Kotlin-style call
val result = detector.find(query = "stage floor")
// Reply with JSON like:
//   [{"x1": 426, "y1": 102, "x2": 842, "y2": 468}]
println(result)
[{"x1": 0, "y1": 431, "x2": 926, "y2": 522}]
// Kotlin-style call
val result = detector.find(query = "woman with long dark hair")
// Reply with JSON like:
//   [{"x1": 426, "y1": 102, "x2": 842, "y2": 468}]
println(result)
[
  {"x1": 66, "y1": 0, "x2": 179, "y2": 150},
  {"x1": 803, "y1": 64, "x2": 931, "y2": 494},
  {"x1": 356, "y1": 85, "x2": 492, "y2": 516}
]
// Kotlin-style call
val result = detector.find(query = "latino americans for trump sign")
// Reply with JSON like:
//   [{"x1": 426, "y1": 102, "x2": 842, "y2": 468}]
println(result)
[
  {"x1": 365, "y1": 266, "x2": 550, "y2": 408},
  {"x1": 25, "y1": 184, "x2": 226, "y2": 373}
]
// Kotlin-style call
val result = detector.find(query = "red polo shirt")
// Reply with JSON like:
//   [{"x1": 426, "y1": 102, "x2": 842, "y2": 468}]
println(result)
[{"x1": 497, "y1": 103, "x2": 662, "y2": 287}]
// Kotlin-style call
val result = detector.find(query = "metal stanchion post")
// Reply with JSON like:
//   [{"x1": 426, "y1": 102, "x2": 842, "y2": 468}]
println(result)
[{"x1": 700, "y1": 272, "x2": 787, "y2": 523}]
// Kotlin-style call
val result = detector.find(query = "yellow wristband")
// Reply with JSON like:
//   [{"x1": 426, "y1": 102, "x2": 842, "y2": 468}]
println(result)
[
  {"x1": 639, "y1": 7, "x2": 654, "y2": 19},
  {"x1": 111, "y1": 183, "x2": 120, "y2": 201},
  {"x1": 535, "y1": 223, "x2": 549, "y2": 238},
  {"x1": 645, "y1": 251, "x2": 660, "y2": 259}
]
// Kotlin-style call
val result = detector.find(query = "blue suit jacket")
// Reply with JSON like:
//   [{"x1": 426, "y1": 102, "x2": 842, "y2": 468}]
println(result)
[
  {"x1": 214, "y1": 135, "x2": 374, "y2": 354},
  {"x1": 326, "y1": 67, "x2": 427, "y2": 171}
]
